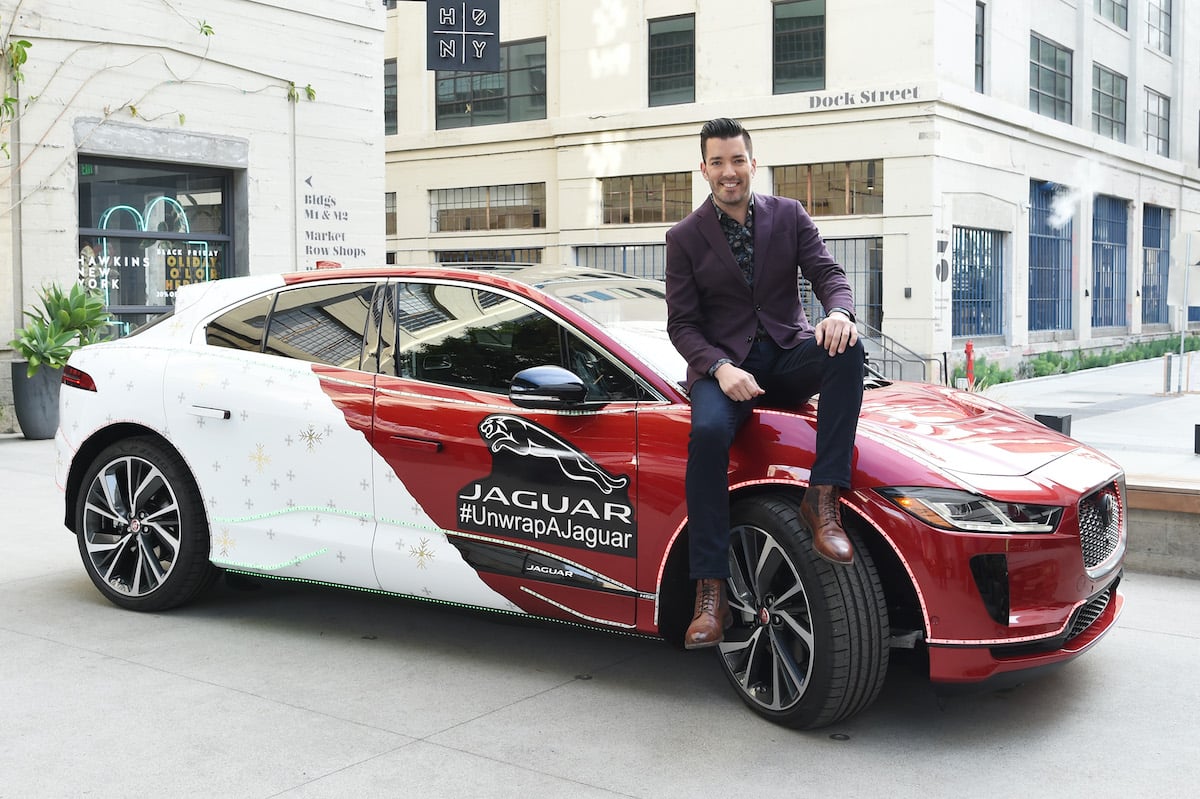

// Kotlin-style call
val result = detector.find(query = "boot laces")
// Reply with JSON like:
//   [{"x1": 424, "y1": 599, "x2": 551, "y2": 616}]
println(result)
[
  {"x1": 697, "y1": 580, "x2": 721, "y2": 614},
  {"x1": 817, "y1": 493, "x2": 839, "y2": 526}
]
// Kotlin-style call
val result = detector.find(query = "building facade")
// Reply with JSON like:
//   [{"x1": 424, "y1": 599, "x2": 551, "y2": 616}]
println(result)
[
  {"x1": 384, "y1": 0, "x2": 1200, "y2": 380},
  {"x1": 2, "y1": 0, "x2": 385, "y2": 427}
]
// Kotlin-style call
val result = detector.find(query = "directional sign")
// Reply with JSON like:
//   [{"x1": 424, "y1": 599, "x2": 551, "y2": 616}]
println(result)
[{"x1": 427, "y1": 1, "x2": 500, "y2": 72}]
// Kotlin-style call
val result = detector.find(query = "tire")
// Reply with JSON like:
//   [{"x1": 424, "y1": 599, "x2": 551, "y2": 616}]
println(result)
[
  {"x1": 76, "y1": 437, "x2": 218, "y2": 611},
  {"x1": 717, "y1": 493, "x2": 889, "y2": 729}
]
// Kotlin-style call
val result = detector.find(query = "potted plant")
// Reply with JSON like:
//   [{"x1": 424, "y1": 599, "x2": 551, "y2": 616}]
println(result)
[{"x1": 9, "y1": 282, "x2": 110, "y2": 439}]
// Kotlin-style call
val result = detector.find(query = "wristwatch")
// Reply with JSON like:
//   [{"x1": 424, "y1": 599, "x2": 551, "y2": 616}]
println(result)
[{"x1": 827, "y1": 307, "x2": 855, "y2": 323}]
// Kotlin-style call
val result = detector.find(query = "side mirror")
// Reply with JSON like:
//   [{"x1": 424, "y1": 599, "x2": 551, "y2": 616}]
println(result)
[{"x1": 510, "y1": 365, "x2": 589, "y2": 409}]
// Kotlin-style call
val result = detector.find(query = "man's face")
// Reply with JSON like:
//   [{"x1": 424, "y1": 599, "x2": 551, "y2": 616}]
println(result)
[{"x1": 700, "y1": 135, "x2": 756, "y2": 214}]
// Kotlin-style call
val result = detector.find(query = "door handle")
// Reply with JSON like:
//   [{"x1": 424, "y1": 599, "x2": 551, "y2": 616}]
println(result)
[
  {"x1": 390, "y1": 434, "x2": 443, "y2": 453},
  {"x1": 188, "y1": 405, "x2": 231, "y2": 420}
]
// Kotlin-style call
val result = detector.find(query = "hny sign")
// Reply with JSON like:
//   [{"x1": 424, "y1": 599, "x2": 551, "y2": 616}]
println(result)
[{"x1": 427, "y1": 1, "x2": 500, "y2": 72}]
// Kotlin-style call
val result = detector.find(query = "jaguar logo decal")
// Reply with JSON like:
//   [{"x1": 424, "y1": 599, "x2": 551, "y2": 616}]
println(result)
[{"x1": 458, "y1": 415, "x2": 636, "y2": 556}]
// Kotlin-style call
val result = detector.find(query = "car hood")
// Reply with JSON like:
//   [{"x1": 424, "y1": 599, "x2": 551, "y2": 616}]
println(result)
[{"x1": 855, "y1": 382, "x2": 1084, "y2": 478}]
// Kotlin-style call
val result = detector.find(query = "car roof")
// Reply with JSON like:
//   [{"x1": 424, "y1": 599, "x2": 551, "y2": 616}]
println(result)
[{"x1": 282, "y1": 263, "x2": 659, "y2": 293}]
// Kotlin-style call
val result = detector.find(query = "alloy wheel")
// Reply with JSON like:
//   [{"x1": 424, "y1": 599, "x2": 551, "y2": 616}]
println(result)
[
  {"x1": 81, "y1": 455, "x2": 183, "y2": 598},
  {"x1": 719, "y1": 522, "x2": 815, "y2": 712}
]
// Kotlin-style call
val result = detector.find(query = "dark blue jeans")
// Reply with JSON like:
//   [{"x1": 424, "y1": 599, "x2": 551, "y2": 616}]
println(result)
[{"x1": 686, "y1": 337, "x2": 865, "y2": 579}]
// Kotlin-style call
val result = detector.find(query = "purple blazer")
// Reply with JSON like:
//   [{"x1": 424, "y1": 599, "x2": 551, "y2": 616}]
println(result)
[{"x1": 665, "y1": 193, "x2": 855, "y2": 389}]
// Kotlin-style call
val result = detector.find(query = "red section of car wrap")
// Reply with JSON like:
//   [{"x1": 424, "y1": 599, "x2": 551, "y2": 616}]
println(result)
[{"x1": 364, "y1": 374, "x2": 639, "y2": 626}]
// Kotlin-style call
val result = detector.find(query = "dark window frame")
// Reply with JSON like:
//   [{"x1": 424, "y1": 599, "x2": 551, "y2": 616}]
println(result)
[
  {"x1": 648, "y1": 14, "x2": 695, "y2": 107},
  {"x1": 1091, "y1": 63, "x2": 1127, "y2": 142},
  {"x1": 1091, "y1": 195, "x2": 1128, "y2": 328},
  {"x1": 1147, "y1": 0, "x2": 1171, "y2": 55},
  {"x1": 1095, "y1": 0, "x2": 1128, "y2": 30},
  {"x1": 1028, "y1": 180, "x2": 1074, "y2": 332},
  {"x1": 1145, "y1": 88, "x2": 1170, "y2": 157},
  {"x1": 773, "y1": 0, "x2": 826, "y2": 94},
  {"x1": 975, "y1": 3, "x2": 985, "y2": 92},
  {"x1": 430, "y1": 183, "x2": 547, "y2": 232},
  {"x1": 601, "y1": 172, "x2": 692, "y2": 225},
  {"x1": 435, "y1": 38, "x2": 547, "y2": 129},
  {"x1": 774, "y1": 160, "x2": 883, "y2": 217},
  {"x1": 384, "y1": 58, "x2": 397, "y2": 136},
  {"x1": 952, "y1": 227, "x2": 1005, "y2": 337},
  {"x1": 1029, "y1": 33, "x2": 1073, "y2": 124},
  {"x1": 1142, "y1": 205, "x2": 1171, "y2": 325},
  {"x1": 385, "y1": 192, "x2": 397, "y2": 236}
]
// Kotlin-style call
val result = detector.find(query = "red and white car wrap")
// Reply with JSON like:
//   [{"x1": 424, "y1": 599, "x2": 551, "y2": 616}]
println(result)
[{"x1": 56, "y1": 265, "x2": 1126, "y2": 728}]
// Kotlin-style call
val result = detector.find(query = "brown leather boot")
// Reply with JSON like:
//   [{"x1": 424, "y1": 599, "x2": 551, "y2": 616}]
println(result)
[
  {"x1": 800, "y1": 484, "x2": 854, "y2": 564},
  {"x1": 684, "y1": 578, "x2": 733, "y2": 649}
]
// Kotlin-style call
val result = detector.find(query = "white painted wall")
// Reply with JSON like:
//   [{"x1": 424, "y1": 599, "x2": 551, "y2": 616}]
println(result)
[
  {"x1": 1, "y1": 0, "x2": 384, "y2": 425},
  {"x1": 2, "y1": 0, "x2": 384, "y2": 312}
]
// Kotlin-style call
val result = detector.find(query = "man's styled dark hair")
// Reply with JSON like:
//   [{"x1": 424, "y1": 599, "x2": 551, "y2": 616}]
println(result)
[{"x1": 700, "y1": 117, "x2": 753, "y2": 160}]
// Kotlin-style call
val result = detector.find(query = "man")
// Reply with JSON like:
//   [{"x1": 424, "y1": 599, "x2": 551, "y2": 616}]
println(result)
[{"x1": 665, "y1": 117, "x2": 865, "y2": 649}]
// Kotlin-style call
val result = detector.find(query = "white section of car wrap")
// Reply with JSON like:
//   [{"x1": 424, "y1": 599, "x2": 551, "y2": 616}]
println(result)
[{"x1": 154, "y1": 345, "x2": 520, "y2": 613}]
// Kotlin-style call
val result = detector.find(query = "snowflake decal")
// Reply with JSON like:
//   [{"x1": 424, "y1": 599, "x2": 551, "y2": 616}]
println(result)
[
  {"x1": 409, "y1": 537, "x2": 435, "y2": 569},
  {"x1": 298, "y1": 425, "x2": 324, "y2": 452},
  {"x1": 216, "y1": 529, "x2": 235, "y2": 557},
  {"x1": 248, "y1": 443, "x2": 270, "y2": 473}
]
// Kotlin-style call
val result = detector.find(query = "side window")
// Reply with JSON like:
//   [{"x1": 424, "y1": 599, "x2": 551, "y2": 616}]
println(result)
[
  {"x1": 386, "y1": 281, "x2": 644, "y2": 401},
  {"x1": 262, "y1": 283, "x2": 376, "y2": 368},
  {"x1": 388, "y1": 282, "x2": 560, "y2": 393},
  {"x1": 207, "y1": 295, "x2": 274, "y2": 352},
  {"x1": 565, "y1": 332, "x2": 647, "y2": 402}
]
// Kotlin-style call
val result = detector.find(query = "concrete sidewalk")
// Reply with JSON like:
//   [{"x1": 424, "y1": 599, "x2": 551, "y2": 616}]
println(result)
[
  {"x1": 983, "y1": 358, "x2": 1200, "y2": 578},
  {"x1": 3, "y1": 431, "x2": 1200, "y2": 798},
  {"x1": 983, "y1": 356, "x2": 1200, "y2": 491}
]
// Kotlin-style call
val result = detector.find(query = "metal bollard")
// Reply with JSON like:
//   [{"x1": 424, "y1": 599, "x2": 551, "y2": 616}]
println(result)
[{"x1": 1034, "y1": 413, "x2": 1072, "y2": 436}]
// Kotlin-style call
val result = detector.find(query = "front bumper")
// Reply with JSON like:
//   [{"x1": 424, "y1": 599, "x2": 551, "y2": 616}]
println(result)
[{"x1": 928, "y1": 579, "x2": 1124, "y2": 684}]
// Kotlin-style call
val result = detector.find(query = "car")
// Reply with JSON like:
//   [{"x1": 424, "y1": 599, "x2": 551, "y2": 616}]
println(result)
[{"x1": 56, "y1": 264, "x2": 1126, "y2": 729}]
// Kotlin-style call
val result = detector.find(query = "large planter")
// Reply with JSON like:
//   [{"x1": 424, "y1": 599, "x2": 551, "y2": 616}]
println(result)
[{"x1": 11, "y1": 361, "x2": 63, "y2": 440}]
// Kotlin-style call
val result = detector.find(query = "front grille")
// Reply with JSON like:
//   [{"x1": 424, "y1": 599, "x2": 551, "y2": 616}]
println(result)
[
  {"x1": 1067, "y1": 587, "x2": 1112, "y2": 640},
  {"x1": 993, "y1": 579, "x2": 1119, "y2": 659},
  {"x1": 1077, "y1": 481, "x2": 1122, "y2": 569}
]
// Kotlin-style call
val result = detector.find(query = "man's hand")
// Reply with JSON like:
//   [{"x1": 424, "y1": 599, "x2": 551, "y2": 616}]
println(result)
[
  {"x1": 814, "y1": 311, "x2": 858, "y2": 356},
  {"x1": 715, "y1": 362, "x2": 765, "y2": 402}
]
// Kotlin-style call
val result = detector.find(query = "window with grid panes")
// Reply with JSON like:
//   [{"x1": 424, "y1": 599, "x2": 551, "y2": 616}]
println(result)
[
  {"x1": 773, "y1": 1, "x2": 825, "y2": 94},
  {"x1": 1095, "y1": 0, "x2": 1127, "y2": 30},
  {"x1": 1142, "y1": 206, "x2": 1171, "y2": 324},
  {"x1": 774, "y1": 160, "x2": 882, "y2": 217},
  {"x1": 1092, "y1": 64, "x2": 1126, "y2": 142},
  {"x1": 436, "y1": 249, "x2": 543, "y2": 264},
  {"x1": 435, "y1": 39, "x2": 546, "y2": 129},
  {"x1": 1147, "y1": 1, "x2": 1171, "y2": 55},
  {"x1": 1145, "y1": 89, "x2": 1170, "y2": 156},
  {"x1": 1029, "y1": 34, "x2": 1072, "y2": 123},
  {"x1": 1028, "y1": 180, "x2": 1073, "y2": 331},
  {"x1": 952, "y1": 228, "x2": 1005, "y2": 337},
  {"x1": 1091, "y1": 194, "x2": 1128, "y2": 328},
  {"x1": 602, "y1": 173, "x2": 691, "y2": 224},
  {"x1": 384, "y1": 59, "x2": 397, "y2": 135},
  {"x1": 430, "y1": 184, "x2": 546, "y2": 232},
  {"x1": 649, "y1": 15, "x2": 695, "y2": 106},
  {"x1": 975, "y1": 3, "x2": 985, "y2": 92}
]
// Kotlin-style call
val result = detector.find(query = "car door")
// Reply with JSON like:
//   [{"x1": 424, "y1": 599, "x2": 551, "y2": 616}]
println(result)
[
  {"x1": 164, "y1": 279, "x2": 380, "y2": 588},
  {"x1": 370, "y1": 278, "x2": 643, "y2": 630}
]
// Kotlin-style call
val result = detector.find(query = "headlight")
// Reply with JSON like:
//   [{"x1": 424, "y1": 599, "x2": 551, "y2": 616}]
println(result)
[{"x1": 878, "y1": 487, "x2": 1063, "y2": 533}]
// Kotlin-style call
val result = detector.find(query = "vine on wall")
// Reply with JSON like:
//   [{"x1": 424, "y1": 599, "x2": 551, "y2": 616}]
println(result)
[{"x1": 0, "y1": 0, "x2": 317, "y2": 168}]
